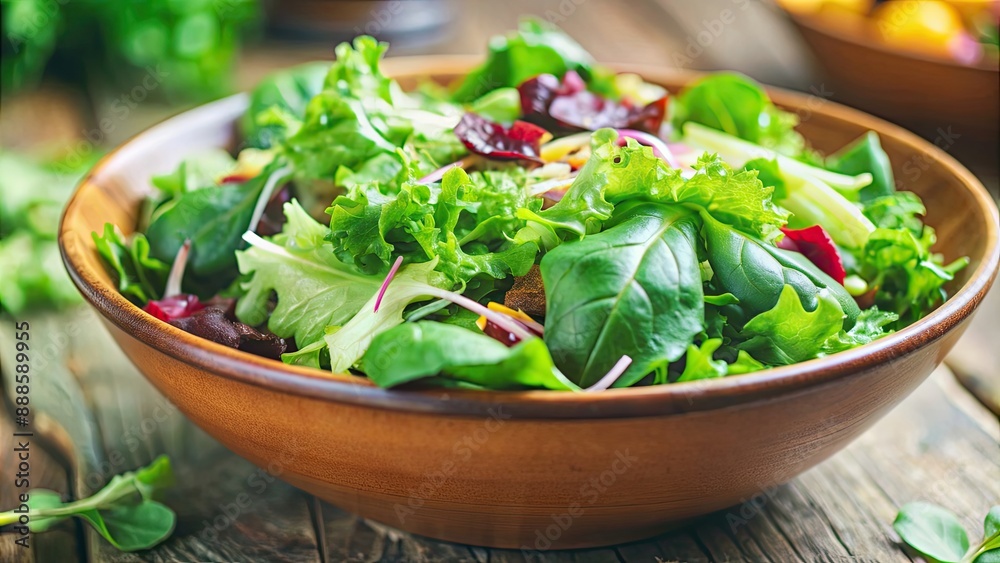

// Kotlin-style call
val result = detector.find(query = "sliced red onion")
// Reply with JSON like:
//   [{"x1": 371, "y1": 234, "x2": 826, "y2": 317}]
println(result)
[
  {"x1": 374, "y1": 256, "x2": 405, "y2": 313},
  {"x1": 422, "y1": 287, "x2": 536, "y2": 342},
  {"x1": 616, "y1": 129, "x2": 680, "y2": 169},
  {"x1": 584, "y1": 355, "x2": 633, "y2": 392},
  {"x1": 417, "y1": 155, "x2": 479, "y2": 184},
  {"x1": 164, "y1": 239, "x2": 192, "y2": 298}
]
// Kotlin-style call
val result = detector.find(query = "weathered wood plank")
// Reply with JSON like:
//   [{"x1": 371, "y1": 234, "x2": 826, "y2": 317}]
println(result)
[
  {"x1": 1, "y1": 403, "x2": 82, "y2": 563},
  {"x1": 2, "y1": 311, "x2": 322, "y2": 563}
]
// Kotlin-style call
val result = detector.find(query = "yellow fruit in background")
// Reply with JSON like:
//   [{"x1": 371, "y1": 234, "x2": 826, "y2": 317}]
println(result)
[
  {"x1": 873, "y1": 1, "x2": 965, "y2": 54},
  {"x1": 778, "y1": 0, "x2": 873, "y2": 15}
]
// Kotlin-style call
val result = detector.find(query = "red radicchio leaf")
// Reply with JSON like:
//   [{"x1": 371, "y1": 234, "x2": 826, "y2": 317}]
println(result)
[
  {"x1": 143, "y1": 294, "x2": 206, "y2": 322},
  {"x1": 454, "y1": 113, "x2": 549, "y2": 163},
  {"x1": 518, "y1": 71, "x2": 668, "y2": 134},
  {"x1": 779, "y1": 225, "x2": 847, "y2": 284},
  {"x1": 220, "y1": 173, "x2": 254, "y2": 184},
  {"x1": 256, "y1": 185, "x2": 291, "y2": 236}
]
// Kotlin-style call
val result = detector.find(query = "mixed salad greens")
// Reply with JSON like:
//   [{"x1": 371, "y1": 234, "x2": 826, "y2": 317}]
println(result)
[{"x1": 93, "y1": 19, "x2": 968, "y2": 391}]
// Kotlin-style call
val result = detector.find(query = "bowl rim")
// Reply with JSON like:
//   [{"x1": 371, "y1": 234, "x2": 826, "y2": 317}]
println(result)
[
  {"x1": 59, "y1": 57, "x2": 1000, "y2": 419},
  {"x1": 783, "y1": 8, "x2": 1000, "y2": 73}
]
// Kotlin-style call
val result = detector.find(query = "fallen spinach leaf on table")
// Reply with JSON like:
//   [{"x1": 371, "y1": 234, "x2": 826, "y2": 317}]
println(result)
[
  {"x1": 893, "y1": 502, "x2": 1000, "y2": 563},
  {"x1": 0, "y1": 456, "x2": 176, "y2": 552}
]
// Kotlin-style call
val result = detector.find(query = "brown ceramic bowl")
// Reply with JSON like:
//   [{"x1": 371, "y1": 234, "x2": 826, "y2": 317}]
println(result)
[
  {"x1": 783, "y1": 10, "x2": 1000, "y2": 139},
  {"x1": 60, "y1": 57, "x2": 1000, "y2": 549}
]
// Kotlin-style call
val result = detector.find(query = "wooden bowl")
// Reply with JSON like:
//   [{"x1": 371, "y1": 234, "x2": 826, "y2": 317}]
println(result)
[
  {"x1": 784, "y1": 11, "x2": 1000, "y2": 140},
  {"x1": 59, "y1": 57, "x2": 1000, "y2": 549}
]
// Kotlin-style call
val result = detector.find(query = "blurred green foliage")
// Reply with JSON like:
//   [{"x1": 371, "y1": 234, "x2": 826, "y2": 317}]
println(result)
[{"x1": 1, "y1": 0, "x2": 260, "y2": 103}]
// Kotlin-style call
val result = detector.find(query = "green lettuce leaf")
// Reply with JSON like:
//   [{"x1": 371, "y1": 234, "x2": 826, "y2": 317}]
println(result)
[
  {"x1": 324, "y1": 260, "x2": 447, "y2": 373},
  {"x1": 92, "y1": 224, "x2": 170, "y2": 305},
  {"x1": 328, "y1": 166, "x2": 540, "y2": 284},
  {"x1": 520, "y1": 131, "x2": 787, "y2": 244},
  {"x1": 362, "y1": 322, "x2": 578, "y2": 390},
  {"x1": 676, "y1": 339, "x2": 727, "y2": 382},
  {"x1": 821, "y1": 306, "x2": 898, "y2": 354},
  {"x1": 235, "y1": 200, "x2": 381, "y2": 347},
  {"x1": 242, "y1": 61, "x2": 329, "y2": 149},
  {"x1": 854, "y1": 227, "x2": 967, "y2": 326},
  {"x1": 739, "y1": 285, "x2": 846, "y2": 365}
]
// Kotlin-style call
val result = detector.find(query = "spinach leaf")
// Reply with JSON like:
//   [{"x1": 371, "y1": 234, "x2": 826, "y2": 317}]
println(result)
[
  {"x1": 146, "y1": 164, "x2": 288, "y2": 292},
  {"x1": 451, "y1": 18, "x2": 614, "y2": 102},
  {"x1": 236, "y1": 200, "x2": 381, "y2": 347},
  {"x1": 92, "y1": 224, "x2": 170, "y2": 304},
  {"x1": 0, "y1": 456, "x2": 175, "y2": 552},
  {"x1": 672, "y1": 72, "x2": 806, "y2": 157},
  {"x1": 739, "y1": 285, "x2": 846, "y2": 365},
  {"x1": 362, "y1": 322, "x2": 578, "y2": 390},
  {"x1": 241, "y1": 61, "x2": 329, "y2": 149},
  {"x1": 702, "y1": 213, "x2": 860, "y2": 324},
  {"x1": 893, "y1": 502, "x2": 970, "y2": 563},
  {"x1": 150, "y1": 149, "x2": 236, "y2": 200},
  {"x1": 541, "y1": 202, "x2": 703, "y2": 388},
  {"x1": 826, "y1": 131, "x2": 895, "y2": 202}
]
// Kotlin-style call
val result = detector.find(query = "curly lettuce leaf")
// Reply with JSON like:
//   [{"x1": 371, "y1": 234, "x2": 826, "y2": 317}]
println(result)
[
  {"x1": 738, "y1": 285, "x2": 846, "y2": 365},
  {"x1": 282, "y1": 36, "x2": 465, "y2": 184},
  {"x1": 854, "y1": 227, "x2": 967, "y2": 327},
  {"x1": 520, "y1": 131, "x2": 787, "y2": 244},
  {"x1": 328, "y1": 166, "x2": 540, "y2": 285},
  {"x1": 822, "y1": 306, "x2": 898, "y2": 354},
  {"x1": 362, "y1": 322, "x2": 578, "y2": 390},
  {"x1": 235, "y1": 200, "x2": 381, "y2": 347}
]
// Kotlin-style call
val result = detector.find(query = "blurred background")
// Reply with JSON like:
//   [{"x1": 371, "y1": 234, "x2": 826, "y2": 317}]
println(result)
[{"x1": 1, "y1": 0, "x2": 997, "y2": 407}]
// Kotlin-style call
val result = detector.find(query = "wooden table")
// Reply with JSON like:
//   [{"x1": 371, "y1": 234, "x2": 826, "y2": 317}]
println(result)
[{"x1": 1, "y1": 309, "x2": 998, "y2": 562}]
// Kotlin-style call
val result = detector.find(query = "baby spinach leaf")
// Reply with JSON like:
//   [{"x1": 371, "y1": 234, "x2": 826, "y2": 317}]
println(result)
[
  {"x1": 541, "y1": 202, "x2": 703, "y2": 388},
  {"x1": 363, "y1": 322, "x2": 578, "y2": 390},
  {"x1": 452, "y1": 17, "x2": 613, "y2": 102},
  {"x1": 0, "y1": 456, "x2": 175, "y2": 552},
  {"x1": 236, "y1": 200, "x2": 382, "y2": 347},
  {"x1": 92, "y1": 224, "x2": 170, "y2": 305},
  {"x1": 701, "y1": 213, "x2": 860, "y2": 324},
  {"x1": 893, "y1": 502, "x2": 970, "y2": 563},
  {"x1": 739, "y1": 285, "x2": 846, "y2": 365},
  {"x1": 146, "y1": 164, "x2": 286, "y2": 291},
  {"x1": 826, "y1": 131, "x2": 895, "y2": 202},
  {"x1": 150, "y1": 149, "x2": 236, "y2": 200},
  {"x1": 672, "y1": 72, "x2": 806, "y2": 157},
  {"x1": 242, "y1": 61, "x2": 329, "y2": 148}
]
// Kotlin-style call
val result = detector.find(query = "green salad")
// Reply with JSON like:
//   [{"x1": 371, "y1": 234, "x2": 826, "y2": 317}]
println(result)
[{"x1": 94, "y1": 18, "x2": 968, "y2": 391}]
